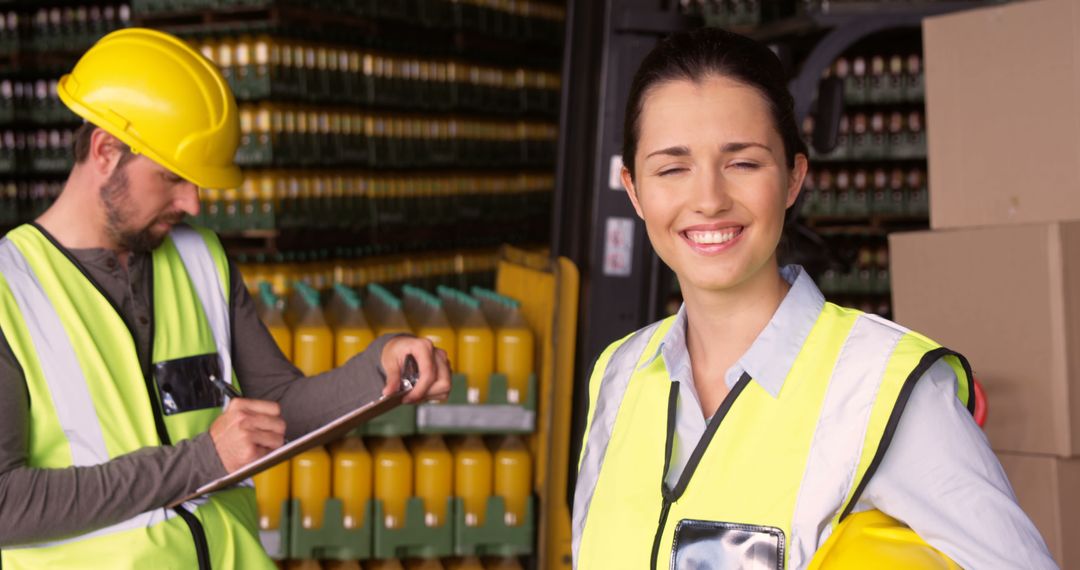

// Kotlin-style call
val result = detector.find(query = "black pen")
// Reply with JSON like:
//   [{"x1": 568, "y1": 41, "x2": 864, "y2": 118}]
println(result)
[{"x1": 210, "y1": 374, "x2": 242, "y2": 400}]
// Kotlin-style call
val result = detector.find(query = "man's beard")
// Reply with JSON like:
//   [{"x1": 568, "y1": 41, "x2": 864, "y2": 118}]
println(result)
[{"x1": 100, "y1": 166, "x2": 185, "y2": 253}]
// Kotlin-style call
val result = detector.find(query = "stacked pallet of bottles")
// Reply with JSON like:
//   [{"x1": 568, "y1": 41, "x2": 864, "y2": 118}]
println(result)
[
  {"x1": 151, "y1": 1, "x2": 562, "y2": 259},
  {"x1": 0, "y1": 2, "x2": 131, "y2": 229},
  {"x1": 247, "y1": 271, "x2": 539, "y2": 570},
  {"x1": 120, "y1": 0, "x2": 563, "y2": 567},
  {"x1": 799, "y1": 46, "x2": 928, "y2": 319}
]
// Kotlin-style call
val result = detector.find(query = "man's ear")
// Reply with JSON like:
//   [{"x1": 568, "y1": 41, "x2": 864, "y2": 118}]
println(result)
[
  {"x1": 87, "y1": 128, "x2": 126, "y2": 176},
  {"x1": 622, "y1": 166, "x2": 645, "y2": 220}
]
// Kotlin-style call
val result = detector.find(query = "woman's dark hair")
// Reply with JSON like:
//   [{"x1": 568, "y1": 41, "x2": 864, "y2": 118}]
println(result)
[{"x1": 622, "y1": 27, "x2": 807, "y2": 181}]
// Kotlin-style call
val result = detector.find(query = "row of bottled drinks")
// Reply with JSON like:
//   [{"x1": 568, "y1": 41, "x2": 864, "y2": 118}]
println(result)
[{"x1": 251, "y1": 279, "x2": 539, "y2": 563}]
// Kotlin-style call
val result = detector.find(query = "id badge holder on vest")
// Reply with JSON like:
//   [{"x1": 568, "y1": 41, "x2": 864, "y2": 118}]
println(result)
[
  {"x1": 670, "y1": 519, "x2": 784, "y2": 570},
  {"x1": 153, "y1": 353, "x2": 226, "y2": 415}
]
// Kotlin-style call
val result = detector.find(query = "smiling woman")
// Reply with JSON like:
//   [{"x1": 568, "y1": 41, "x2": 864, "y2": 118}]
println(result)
[
  {"x1": 571, "y1": 27, "x2": 1055, "y2": 570},
  {"x1": 622, "y1": 75, "x2": 804, "y2": 335}
]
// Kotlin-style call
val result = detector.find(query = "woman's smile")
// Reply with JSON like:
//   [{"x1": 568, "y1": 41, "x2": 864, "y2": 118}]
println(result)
[{"x1": 680, "y1": 224, "x2": 745, "y2": 255}]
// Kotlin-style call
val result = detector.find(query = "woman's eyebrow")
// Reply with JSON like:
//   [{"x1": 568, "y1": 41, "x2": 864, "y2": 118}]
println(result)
[
  {"x1": 720, "y1": 141, "x2": 772, "y2": 153},
  {"x1": 645, "y1": 142, "x2": 772, "y2": 160},
  {"x1": 644, "y1": 145, "x2": 691, "y2": 159}
]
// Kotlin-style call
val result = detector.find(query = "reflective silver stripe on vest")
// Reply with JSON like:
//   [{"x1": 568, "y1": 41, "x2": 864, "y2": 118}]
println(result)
[
  {"x1": 0, "y1": 238, "x2": 109, "y2": 467},
  {"x1": 6, "y1": 495, "x2": 213, "y2": 550},
  {"x1": 571, "y1": 321, "x2": 663, "y2": 568},
  {"x1": 786, "y1": 314, "x2": 905, "y2": 570},
  {"x1": 0, "y1": 237, "x2": 208, "y2": 549},
  {"x1": 170, "y1": 226, "x2": 234, "y2": 393}
]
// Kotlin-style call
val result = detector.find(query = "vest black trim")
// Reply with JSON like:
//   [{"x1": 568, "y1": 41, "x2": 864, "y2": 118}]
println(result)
[
  {"x1": 650, "y1": 373, "x2": 752, "y2": 570},
  {"x1": 650, "y1": 381, "x2": 680, "y2": 570},
  {"x1": 174, "y1": 505, "x2": 211, "y2": 570},
  {"x1": 839, "y1": 347, "x2": 972, "y2": 521}
]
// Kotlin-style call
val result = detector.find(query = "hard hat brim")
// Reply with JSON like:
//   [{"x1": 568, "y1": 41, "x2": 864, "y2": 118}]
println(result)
[{"x1": 58, "y1": 73, "x2": 243, "y2": 190}]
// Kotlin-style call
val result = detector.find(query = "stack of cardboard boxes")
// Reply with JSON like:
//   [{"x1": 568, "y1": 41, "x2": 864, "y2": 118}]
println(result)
[{"x1": 889, "y1": 1, "x2": 1080, "y2": 566}]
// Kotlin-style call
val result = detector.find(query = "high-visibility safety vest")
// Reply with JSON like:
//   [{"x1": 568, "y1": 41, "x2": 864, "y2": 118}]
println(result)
[
  {"x1": 0, "y1": 224, "x2": 273, "y2": 570},
  {"x1": 573, "y1": 302, "x2": 973, "y2": 570}
]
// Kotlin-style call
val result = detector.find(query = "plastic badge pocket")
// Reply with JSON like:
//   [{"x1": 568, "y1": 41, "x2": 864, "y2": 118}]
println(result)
[
  {"x1": 670, "y1": 519, "x2": 785, "y2": 570},
  {"x1": 153, "y1": 353, "x2": 225, "y2": 415}
]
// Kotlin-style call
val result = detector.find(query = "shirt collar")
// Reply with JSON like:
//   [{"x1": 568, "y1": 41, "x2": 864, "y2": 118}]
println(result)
[
  {"x1": 69, "y1": 248, "x2": 147, "y2": 273},
  {"x1": 641, "y1": 265, "x2": 826, "y2": 398}
]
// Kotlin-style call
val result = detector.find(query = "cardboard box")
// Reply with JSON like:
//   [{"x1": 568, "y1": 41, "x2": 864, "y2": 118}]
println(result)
[
  {"x1": 923, "y1": 1, "x2": 1080, "y2": 229},
  {"x1": 996, "y1": 452, "x2": 1080, "y2": 568},
  {"x1": 889, "y1": 222, "x2": 1080, "y2": 456}
]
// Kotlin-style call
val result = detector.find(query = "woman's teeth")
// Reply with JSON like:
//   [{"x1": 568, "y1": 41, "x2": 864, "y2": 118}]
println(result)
[{"x1": 686, "y1": 228, "x2": 741, "y2": 245}]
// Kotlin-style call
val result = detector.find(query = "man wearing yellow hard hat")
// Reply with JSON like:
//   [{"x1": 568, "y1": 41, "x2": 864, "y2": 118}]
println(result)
[{"x1": 0, "y1": 28, "x2": 451, "y2": 568}]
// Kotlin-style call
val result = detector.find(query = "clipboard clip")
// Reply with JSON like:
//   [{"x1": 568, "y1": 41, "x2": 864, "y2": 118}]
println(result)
[{"x1": 401, "y1": 354, "x2": 419, "y2": 391}]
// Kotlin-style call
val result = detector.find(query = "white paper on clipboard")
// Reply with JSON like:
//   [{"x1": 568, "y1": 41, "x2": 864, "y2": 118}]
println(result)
[{"x1": 168, "y1": 386, "x2": 411, "y2": 508}]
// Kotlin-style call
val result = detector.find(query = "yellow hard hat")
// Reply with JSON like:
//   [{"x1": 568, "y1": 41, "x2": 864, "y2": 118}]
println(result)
[
  {"x1": 57, "y1": 27, "x2": 242, "y2": 190},
  {"x1": 808, "y1": 510, "x2": 960, "y2": 569}
]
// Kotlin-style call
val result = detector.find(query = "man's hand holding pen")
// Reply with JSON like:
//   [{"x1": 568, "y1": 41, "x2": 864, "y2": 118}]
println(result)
[
  {"x1": 207, "y1": 336, "x2": 449, "y2": 474},
  {"x1": 209, "y1": 394, "x2": 287, "y2": 474}
]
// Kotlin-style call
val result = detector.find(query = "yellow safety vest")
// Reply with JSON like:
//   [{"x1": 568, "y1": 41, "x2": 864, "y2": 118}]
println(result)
[
  {"x1": 573, "y1": 303, "x2": 973, "y2": 569},
  {"x1": 0, "y1": 224, "x2": 273, "y2": 570}
]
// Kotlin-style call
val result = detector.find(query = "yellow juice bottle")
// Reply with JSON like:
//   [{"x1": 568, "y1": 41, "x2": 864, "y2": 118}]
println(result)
[
  {"x1": 439, "y1": 288, "x2": 493, "y2": 403},
  {"x1": 203, "y1": 187, "x2": 222, "y2": 229},
  {"x1": 412, "y1": 435, "x2": 452, "y2": 527},
  {"x1": 292, "y1": 282, "x2": 333, "y2": 376},
  {"x1": 333, "y1": 284, "x2": 376, "y2": 366},
  {"x1": 473, "y1": 289, "x2": 533, "y2": 404},
  {"x1": 493, "y1": 436, "x2": 531, "y2": 526},
  {"x1": 454, "y1": 435, "x2": 492, "y2": 527},
  {"x1": 418, "y1": 318, "x2": 456, "y2": 364},
  {"x1": 373, "y1": 436, "x2": 413, "y2": 529},
  {"x1": 494, "y1": 304, "x2": 533, "y2": 405},
  {"x1": 268, "y1": 252, "x2": 291, "y2": 299},
  {"x1": 332, "y1": 436, "x2": 372, "y2": 529},
  {"x1": 222, "y1": 186, "x2": 240, "y2": 231},
  {"x1": 215, "y1": 37, "x2": 235, "y2": 80},
  {"x1": 403, "y1": 285, "x2": 457, "y2": 365},
  {"x1": 253, "y1": 456, "x2": 290, "y2": 530},
  {"x1": 457, "y1": 313, "x2": 494, "y2": 403},
  {"x1": 257, "y1": 282, "x2": 293, "y2": 361},
  {"x1": 366, "y1": 283, "x2": 413, "y2": 336},
  {"x1": 291, "y1": 445, "x2": 331, "y2": 529},
  {"x1": 445, "y1": 557, "x2": 484, "y2": 570}
]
